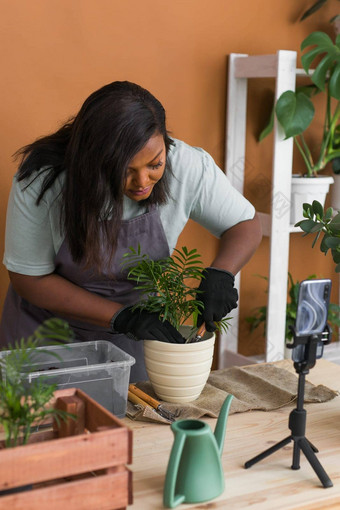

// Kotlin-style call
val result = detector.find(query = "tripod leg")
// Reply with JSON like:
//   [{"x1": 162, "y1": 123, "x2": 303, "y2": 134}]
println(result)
[
  {"x1": 307, "y1": 439, "x2": 318, "y2": 453},
  {"x1": 292, "y1": 440, "x2": 301, "y2": 470},
  {"x1": 298, "y1": 437, "x2": 333, "y2": 488},
  {"x1": 245, "y1": 436, "x2": 291, "y2": 469}
]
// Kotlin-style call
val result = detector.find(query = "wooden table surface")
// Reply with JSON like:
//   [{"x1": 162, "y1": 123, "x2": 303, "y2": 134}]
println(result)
[{"x1": 123, "y1": 359, "x2": 340, "y2": 510}]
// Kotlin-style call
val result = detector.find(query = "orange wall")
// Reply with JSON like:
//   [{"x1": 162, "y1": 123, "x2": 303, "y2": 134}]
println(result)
[{"x1": 0, "y1": 0, "x2": 337, "y2": 354}]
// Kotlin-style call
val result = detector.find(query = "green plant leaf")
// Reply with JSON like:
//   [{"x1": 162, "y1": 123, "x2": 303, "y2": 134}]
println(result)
[
  {"x1": 312, "y1": 200, "x2": 324, "y2": 217},
  {"x1": 275, "y1": 91, "x2": 314, "y2": 138},
  {"x1": 300, "y1": 0, "x2": 328, "y2": 21},
  {"x1": 259, "y1": 106, "x2": 274, "y2": 141},
  {"x1": 301, "y1": 31, "x2": 335, "y2": 54},
  {"x1": 329, "y1": 212, "x2": 340, "y2": 232},
  {"x1": 324, "y1": 237, "x2": 340, "y2": 248},
  {"x1": 312, "y1": 55, "x2": 335, "y2": 91},
  {"x1": 333, "y1": 157, "x2": 340, "y2": 174},
  {"x1": 301, "y1": 46, "x2": 325, "y2": 75},
  {"x1": 324, "y1": 207, "x2": 334, "y2": 220},
  {"x1": 298, "y1": 219, "x2": 318, "y2": 232},
  {"x1": 329, "y1": 63, "x2": 340, "y2": 100}
]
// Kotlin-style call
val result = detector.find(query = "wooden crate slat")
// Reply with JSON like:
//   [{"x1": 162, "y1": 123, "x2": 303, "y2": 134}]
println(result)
[
  {"x1": 0, "y1": 468, "x2": 131, "y2": 510},
  {"x1": 0, "y1": 427, "x2": 130, "y2": 489}
]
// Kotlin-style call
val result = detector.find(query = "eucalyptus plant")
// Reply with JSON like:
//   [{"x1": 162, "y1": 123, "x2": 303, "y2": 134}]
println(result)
[
  {"x1": 0, "y1": 318, "x2": 75, "y2": 448},
  {"x1": 295, "y1": 200, "x2": 340, "y2": 271},
  {"x1": 122, "y1": 245, "x2": 230, "y2": 336},
  {"x1": 260, "y1": 31, "x2": 340, "y2": 176}
]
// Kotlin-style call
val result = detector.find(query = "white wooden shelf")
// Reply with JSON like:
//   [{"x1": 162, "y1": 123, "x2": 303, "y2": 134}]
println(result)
[{"x1": 218, "y1": 50, "x2": 298, "y2": 368}]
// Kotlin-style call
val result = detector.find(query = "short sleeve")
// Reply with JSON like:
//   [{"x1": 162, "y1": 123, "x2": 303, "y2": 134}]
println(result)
[
  {"x1": 3, "y1": 176, "x2": 57, "y2": 275},
  {"x1": 189, "y1": 150, "x2": 255, "y2": 237}
]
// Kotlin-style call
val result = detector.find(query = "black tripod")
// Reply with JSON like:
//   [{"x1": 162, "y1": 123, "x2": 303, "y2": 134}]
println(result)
[{"x1": 244, "y1": 328, "x2": 333, "y2": 488}]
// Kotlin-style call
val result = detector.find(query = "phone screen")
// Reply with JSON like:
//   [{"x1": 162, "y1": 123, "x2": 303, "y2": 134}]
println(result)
[{"x1": 295, "y1": 279, "x2": 331, "y2": 336}]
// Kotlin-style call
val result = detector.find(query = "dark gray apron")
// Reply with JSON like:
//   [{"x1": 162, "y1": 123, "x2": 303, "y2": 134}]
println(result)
[{"x1": 0, "y1": 205, "x2": 170, "y2": 382}]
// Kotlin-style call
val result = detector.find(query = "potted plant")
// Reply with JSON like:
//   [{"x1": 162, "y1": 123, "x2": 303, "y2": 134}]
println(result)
[
  {"x1": 0, "y1": 318, "x2": 76, "y2": 449},
  {"x1": 122, "y1": 246, "x2": 230, "y2": 403},
  {"x1": 260, "y1": 31, "x2": 340, "y2": 221},
  {"x1": 295, "y1": 199, "x2": 340, "y2": 271},
  {"x1": 246, "y1": 272, "x2": 340, "y2": 345},
  {"x1": 0, "y1": 318, "x2": 133, "y2": 508}
]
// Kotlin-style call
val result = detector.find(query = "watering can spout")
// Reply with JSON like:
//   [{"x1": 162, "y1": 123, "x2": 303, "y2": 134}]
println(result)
[{"x1": 214, "y1": 394, "x2": 234, "y2": 456}]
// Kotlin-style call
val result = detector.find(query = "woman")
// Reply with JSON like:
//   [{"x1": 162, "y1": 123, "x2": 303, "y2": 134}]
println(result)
[{"x1": 0, "y1": 81, "x2": 262, "y2": 381}]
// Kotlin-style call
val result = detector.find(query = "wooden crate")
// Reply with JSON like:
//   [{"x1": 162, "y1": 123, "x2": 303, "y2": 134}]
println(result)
[{"x1": 0, "y1": 388, "x2": 133, "y2": 510}]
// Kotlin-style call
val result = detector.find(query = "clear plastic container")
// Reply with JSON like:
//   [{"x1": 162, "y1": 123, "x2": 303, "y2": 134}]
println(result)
[{"x1": 0, "y1": 340, "x2": 135, "y2": 418}]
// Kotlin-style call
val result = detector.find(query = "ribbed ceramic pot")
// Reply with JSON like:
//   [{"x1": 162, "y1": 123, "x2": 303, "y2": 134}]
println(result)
[
  {"x1": 143, "y1": 326, "x2": 215, "y2": 403},
  {"x1": 290, "y1": 175, "x2": 334, "y2": 224}
]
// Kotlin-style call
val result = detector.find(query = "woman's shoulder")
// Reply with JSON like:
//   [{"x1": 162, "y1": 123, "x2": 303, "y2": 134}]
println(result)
[
  {"x1": 14, "y1": 167, "x2": 65, "y2": 205},
  {"x1": 168, "y1": 138, "x2": 208, "y2": 162}
]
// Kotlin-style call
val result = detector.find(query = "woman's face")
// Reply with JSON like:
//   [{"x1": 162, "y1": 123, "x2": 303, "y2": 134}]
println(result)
[{"x1": 124, "y1": 133, "x2": 166, "y2": 202}]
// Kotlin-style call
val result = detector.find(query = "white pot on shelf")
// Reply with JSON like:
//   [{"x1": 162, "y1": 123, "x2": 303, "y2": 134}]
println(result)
[
  {"x1": 290, "y1": 175, "x2": 334, "y2": 224},
  {"x1": 143, "y1": 325, "x2": 215, "y2": 403}
]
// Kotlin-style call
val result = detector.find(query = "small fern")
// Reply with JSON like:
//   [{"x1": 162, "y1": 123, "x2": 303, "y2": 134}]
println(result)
[
  {"x1": 0, "y1": 318, "x2": 75, "y2": 448},
  {"x1": 122, "y1": 246, "x2": 230, "y2": 336}
]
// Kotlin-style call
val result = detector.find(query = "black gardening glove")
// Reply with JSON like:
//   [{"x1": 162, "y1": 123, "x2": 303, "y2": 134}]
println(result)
[
  {"x1": 196, "y1": 267, "x2": 238, "y2": 332},
  {"x1": 110, "y1": 306, "x2": 185, "y2": 343}
]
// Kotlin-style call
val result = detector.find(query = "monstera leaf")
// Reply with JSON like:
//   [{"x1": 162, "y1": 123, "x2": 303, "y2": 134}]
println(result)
[{"x1": 301, "y1": 31, "x2": 340, "y2": 100}]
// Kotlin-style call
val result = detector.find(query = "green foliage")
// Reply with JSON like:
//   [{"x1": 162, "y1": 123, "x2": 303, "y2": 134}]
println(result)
[
  {"x1": 300, "y1": 0, "x2": 333, "y2": 22},
  {"x1": 260, "y1": 31, "x2": 340, "y2": 176},
  {"x1": 122, "y1": 246, "x2": 230, "y2": 335},
  {"x1": 0, "y1": 318, "x2": 75, "y2": 448},
  {"x1": 246, "y1": 273, "x2": 340, "y2": 340},
  {"x1": 295, "y1": 200, "x2": 340, "y2": 272}
]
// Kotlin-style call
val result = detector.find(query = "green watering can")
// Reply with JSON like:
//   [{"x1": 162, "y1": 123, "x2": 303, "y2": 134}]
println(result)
[{"x1": 163, "y1": 394, "x2": 234, "y2": 508}]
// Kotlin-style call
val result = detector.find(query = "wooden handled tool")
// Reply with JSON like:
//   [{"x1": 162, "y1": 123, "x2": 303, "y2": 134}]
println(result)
[
  {"x1": 128, "y1": 384, "x2": 176, "y2": 422},
  {"x1": 186, "y1": 323, "x2": 206, "y2": 343},
  {"x1": 128, "y1": 390, "x2": 152, "y2": 409}
]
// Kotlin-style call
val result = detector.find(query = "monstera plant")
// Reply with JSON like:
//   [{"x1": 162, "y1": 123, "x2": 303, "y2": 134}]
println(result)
[{"x1": 261, "y1": 31, "x2": 340, "y2": 176}]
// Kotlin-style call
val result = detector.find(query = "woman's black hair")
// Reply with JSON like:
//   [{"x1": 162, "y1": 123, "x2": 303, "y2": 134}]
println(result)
[{"x1": 15, "y1": 81, "x2": 173, "y2": 269}]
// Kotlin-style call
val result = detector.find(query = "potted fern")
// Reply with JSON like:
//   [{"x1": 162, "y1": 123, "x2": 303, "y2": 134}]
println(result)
[
  {"x1": 122, "y1": 246, "x2": 230, "y2": 402},
  {"x1": 0, "y1": 318, "x2": 74, "y2": 450},
  {"x1": 0, "y1": 318, "x2": 133, "y2": 507}
]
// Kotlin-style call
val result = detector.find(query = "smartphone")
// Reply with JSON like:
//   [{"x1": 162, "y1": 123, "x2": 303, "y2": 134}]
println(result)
[
  {"x1": 288, "y1": 279, "x2": 331, "y2": 362},
  {"x1": 295, "y1": 279, "x2": 331, "y2": 337}
]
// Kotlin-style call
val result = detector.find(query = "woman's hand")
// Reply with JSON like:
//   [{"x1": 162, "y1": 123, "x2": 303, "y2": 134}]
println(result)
[
  {"x1": 196, "y1": 268, "x2": 238, "y2": 332},
  {"x1": 111, "y1": 306, "x2": 185, "y2": 343}
]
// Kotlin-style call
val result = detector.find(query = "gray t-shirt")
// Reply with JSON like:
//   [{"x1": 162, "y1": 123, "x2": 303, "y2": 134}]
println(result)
[{"x1": 3, "y1": 139, "x2": 255, "y2": 276}]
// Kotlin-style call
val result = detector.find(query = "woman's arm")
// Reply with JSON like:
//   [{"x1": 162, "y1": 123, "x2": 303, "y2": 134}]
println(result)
[
  {"x1": 9, "y1": 271, "x2": 123, "y2": 328},
  {"x1": 211, "y1": 212, "x2": 262, "y2": 274}
]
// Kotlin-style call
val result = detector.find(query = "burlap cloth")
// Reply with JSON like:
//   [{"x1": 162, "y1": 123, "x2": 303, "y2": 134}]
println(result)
[{"x1": 126, "y1": 363, "x2": 338, "y2": 424}]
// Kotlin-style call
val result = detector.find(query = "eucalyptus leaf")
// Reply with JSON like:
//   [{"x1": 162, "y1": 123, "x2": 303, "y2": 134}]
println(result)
[
  {"x1": 298, "y1": 219, "x2": 318, "y2": 232},
  {"x1": 324, "y1": 237, "x2": 340, "y2": 248},
  {"x1": 312, "y1": 200, "x2": 324, "y2": 217},
  {"x1": 329, "y1": 212, "x2": 340, "y2": 232}
]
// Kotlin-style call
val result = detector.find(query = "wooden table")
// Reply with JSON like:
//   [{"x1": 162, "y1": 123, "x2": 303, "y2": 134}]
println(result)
[{"x1": 123, "y1": 359, "x2": 340, "y2": 509}]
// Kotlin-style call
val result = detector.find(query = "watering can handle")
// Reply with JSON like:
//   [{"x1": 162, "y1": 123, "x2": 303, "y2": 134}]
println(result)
[{"x1": 163, "y1": 431, "x2": 186, "y2": 509}]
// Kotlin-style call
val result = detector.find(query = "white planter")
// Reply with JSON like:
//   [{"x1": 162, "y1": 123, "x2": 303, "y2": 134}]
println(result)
[
  {"x1": 290, "y1": 175, "x2": 334, "y2": 224},
  {"x1": 331, "y1": 173, "x2": 340, "y2": 212},
  {"x1": 143, "y1": 326, "x2": 215, "y2": 403}
]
